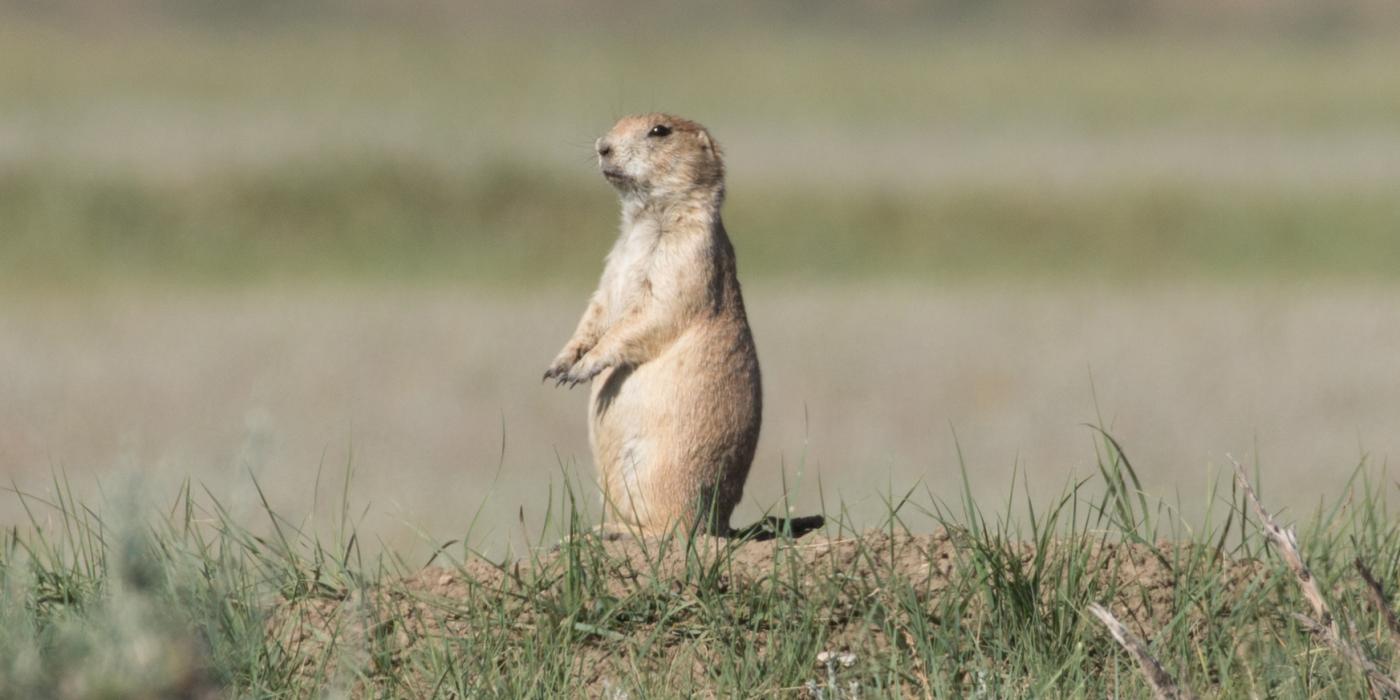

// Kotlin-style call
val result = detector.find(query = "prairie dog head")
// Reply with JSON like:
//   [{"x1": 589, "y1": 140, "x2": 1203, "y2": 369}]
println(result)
[{"x1": 595, "y1": 113, "x2": 725, "y2": 204}]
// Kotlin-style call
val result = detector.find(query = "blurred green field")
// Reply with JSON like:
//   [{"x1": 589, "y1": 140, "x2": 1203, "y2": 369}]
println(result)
[
  {"x1": 4, "y1": 12, "x2": 1400, "y2": 289},
  {"x1": 8, "y1": 161, "x2": 1400, "y2": 288}
]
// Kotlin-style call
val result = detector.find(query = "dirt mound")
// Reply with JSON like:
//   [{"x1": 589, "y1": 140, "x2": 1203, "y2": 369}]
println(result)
[{"x1": 268, "y1": 529, "x2": 1261, "y2": 696}]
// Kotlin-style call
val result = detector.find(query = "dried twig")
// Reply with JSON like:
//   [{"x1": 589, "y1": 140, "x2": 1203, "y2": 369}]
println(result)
[
  {"x1": 1229, "y1": 455, "x2": 1400, "y2": 698},
  {"x1": 1087, "y1": 603, "x2": 1196, "y2": 700}
]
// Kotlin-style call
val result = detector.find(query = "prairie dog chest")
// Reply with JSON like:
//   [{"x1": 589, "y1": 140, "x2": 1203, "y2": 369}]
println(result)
[{"x1": 601, "y1": 216, "x2": 663, "y2": 320}]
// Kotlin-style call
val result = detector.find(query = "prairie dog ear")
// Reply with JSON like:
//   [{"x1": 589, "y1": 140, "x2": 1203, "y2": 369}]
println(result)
[{"x1": 697, "y1": 130, "x2": 721, "y2": 156}]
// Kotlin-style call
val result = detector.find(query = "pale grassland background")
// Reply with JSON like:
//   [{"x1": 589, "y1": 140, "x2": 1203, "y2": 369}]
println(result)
[{"x1": 3, "y1": 1, "x2": 1399, "y2": 557}]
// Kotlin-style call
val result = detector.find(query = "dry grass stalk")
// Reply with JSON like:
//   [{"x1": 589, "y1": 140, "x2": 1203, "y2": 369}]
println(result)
[
  {"x1": 1227, "y1": 456, "x2": 1335, "y2": 634},
  {"x1": 1289, "y1": 614, "x2": 1400, "y2": 697},
  {"x1": 898, "y1": 628, "x2": 934, "y2": 700},
  {"x1": 1087, "y1": 603, "x2": 1196, "y2": 700},
  {"x1": 1229, "y1": 455, "x2": 1400, "y2": 698},
  {"x1": 1356, "y1": 558, "x2": 1400, "y2": 643}
]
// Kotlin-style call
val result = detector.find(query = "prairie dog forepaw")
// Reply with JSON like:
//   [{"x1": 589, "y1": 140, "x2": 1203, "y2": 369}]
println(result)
[
  {"x1": 557, "y1": 353, "x2": 610, "y2": 389},
  {"x1": 543, "y1": 344, "x2": 587, "y2": 384}
]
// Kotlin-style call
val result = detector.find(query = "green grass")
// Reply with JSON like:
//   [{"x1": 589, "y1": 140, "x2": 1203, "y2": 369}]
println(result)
[{"x1": 2, "y1": 438, "x2": 1396, "y2": 696}]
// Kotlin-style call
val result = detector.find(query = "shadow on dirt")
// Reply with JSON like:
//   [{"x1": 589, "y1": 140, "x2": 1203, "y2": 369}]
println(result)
[{"x1": 730, "y1": 514, "x2": 826, "y2": 541}]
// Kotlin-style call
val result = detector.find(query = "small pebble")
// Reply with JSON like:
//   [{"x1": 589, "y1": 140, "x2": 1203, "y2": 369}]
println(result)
[{"x1": 816, "y1": 650, "x2": 858, "y2": 667}]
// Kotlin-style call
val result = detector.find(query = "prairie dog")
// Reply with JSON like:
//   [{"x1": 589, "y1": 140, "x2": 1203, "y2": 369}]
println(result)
[{"x1": 544, "y1": 113, "x2": 762, "y2": 536}]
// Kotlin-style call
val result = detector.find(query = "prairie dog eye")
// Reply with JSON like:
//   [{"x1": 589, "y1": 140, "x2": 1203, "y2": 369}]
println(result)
[{"x1": 647, "y1": 125, "x2": 672, "y2": 138}]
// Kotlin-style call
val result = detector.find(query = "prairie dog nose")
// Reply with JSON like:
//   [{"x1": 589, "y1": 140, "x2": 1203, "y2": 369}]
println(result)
[{"x1": 596, "y1": 139, "x2": 613, "y2": 158}]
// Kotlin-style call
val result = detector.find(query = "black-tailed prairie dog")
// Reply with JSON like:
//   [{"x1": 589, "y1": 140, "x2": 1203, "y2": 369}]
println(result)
[{"x1": 544, "y1": 113, "x2": 762, "y2": 537}]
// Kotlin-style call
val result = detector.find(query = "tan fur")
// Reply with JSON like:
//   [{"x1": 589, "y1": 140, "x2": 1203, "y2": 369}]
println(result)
[{"x1": 544, "y1": 113, "x2": 761, "y2": 536}]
